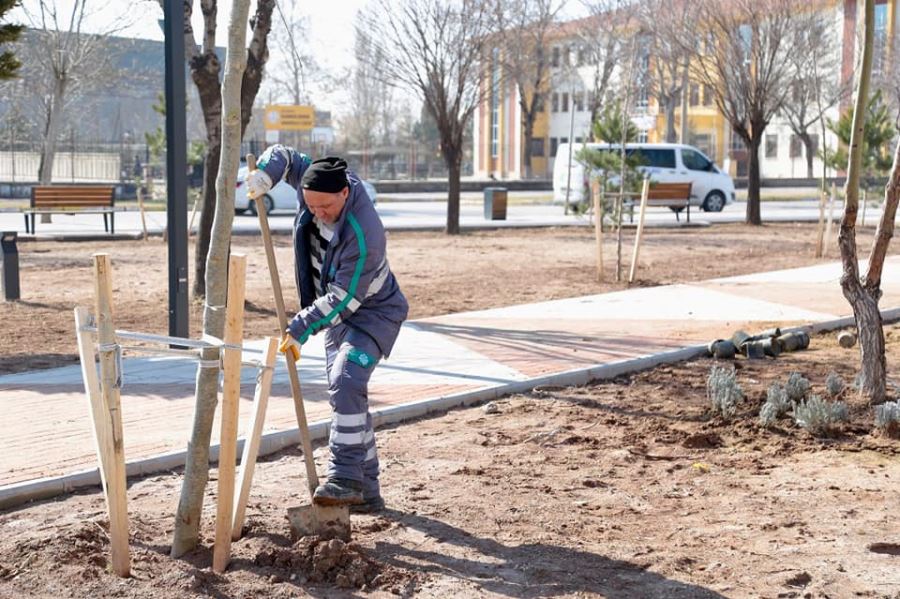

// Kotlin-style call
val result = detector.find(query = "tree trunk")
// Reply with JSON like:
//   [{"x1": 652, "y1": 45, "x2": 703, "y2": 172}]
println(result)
[
  {"x1": 664, "y1": 97, "x2": 677, "y2": 143},
  {"x1": 746, "y1": 134, "x2": 762, "y2": 225},
  {"x1": 839, "y1": 0, "x2": 884, "y2": 405},
  {"x1": 522, "y1": 120, "x2": 534, "y2": 179},
  {"x1": 189, "y1": 52, "x2": 223, "y2": 299},
  {"x1": 39, "y1": 79, "x2": 66, "y2": 222},
  {"x1": 446, "y1": 153, "x2": 461, "y2": 235},
  {"x1": 191, "y1": 0, "x2": 273, "y2": 299},
  {"x1": 803, "y1": 133, "x2": 815, "y2": 179},
  {"x1": 171, "y1": 0, "x2": 252, "y2": 557}
]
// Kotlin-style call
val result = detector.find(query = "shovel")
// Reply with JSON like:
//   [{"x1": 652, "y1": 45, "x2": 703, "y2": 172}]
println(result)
[{"x1": 246, "y1": 153, "x2": 350, "y2": 541}]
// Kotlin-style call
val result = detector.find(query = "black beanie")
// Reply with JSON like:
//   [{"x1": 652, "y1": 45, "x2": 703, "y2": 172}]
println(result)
[{"x1": 301, "y1": 156, "x2": 349, "y2": 193}]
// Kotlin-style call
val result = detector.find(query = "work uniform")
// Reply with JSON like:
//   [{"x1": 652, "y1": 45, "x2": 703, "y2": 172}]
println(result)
[{"x1": 256, "y1": 145, "x2": 408, "y2": 501}]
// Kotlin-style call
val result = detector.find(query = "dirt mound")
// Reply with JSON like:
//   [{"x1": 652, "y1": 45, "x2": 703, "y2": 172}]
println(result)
[{"x1": 254, "y1": 535, "x2": 413, "y2": 591}]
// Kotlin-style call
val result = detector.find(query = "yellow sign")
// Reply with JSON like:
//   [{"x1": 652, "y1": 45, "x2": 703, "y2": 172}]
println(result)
[{"x1": 263, "y1": 105, "x2": 315, "y2": 131}]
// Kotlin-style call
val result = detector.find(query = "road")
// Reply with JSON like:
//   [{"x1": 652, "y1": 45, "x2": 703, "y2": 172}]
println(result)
[{"x1": 0, "y1": 192, "x2": 882, "y2": 238}]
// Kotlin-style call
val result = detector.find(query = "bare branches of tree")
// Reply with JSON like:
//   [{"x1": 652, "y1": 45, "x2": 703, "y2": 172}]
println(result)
[
  {"x1": 18, "y1": 0, "x2": 127, "y2": 186},
  {"x1": 493, "y1": 0, "x2": 561, "y2": 178},
  {"x1": 779, "y1": 9, "x2": 848, "y2": 178},
  {"x1": 635, "y1": 0, "x2": 701, "y2": 143},
  {"x1": 577, "y1": 1, "x2": 632, "y2": 138},
  {"x1": 359, "y1": 0, "x2": 492, "y2": 234}
]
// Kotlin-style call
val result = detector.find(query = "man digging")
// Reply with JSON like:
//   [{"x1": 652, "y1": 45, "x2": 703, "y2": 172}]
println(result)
[{"x1": 247, "y1": 147, "x2": 408, "y2": 513}]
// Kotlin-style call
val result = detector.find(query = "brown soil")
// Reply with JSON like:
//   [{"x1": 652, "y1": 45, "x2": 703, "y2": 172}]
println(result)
[
  {"x1": 1, "y1": 325, "x2": 899, "y2": 598},
  {"x1": 0, "y1": 223, "x2": 875, "y2": 375}
]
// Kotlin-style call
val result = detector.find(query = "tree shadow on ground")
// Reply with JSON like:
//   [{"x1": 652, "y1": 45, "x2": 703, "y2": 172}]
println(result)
[
  {"x1": 410, "y1": 321, "x2": 686, "y2": 366},
  {"x1": 375, "y1": 508, "x2": 726, "y2": 598}
]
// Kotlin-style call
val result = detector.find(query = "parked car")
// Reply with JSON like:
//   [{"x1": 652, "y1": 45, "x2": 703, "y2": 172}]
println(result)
[
  {"x1": 553, "y1": 142, "x2": 736, "y2": 212},
  {"x1": 235, "y1": 165, "x2": 377, "y2": 215}
]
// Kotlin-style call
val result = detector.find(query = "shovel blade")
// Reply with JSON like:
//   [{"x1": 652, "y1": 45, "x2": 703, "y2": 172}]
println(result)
[{"x1": 287, "y1": 504, "x2": 351, "y2": 541}]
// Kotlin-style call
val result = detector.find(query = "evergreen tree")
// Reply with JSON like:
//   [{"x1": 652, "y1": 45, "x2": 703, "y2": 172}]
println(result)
[
  {"x1": 823, "y1": 89, "x2": 895, "y2": 190},
  {"x1": 0, "y1": 0, "x2": 22, "y2": 80}
]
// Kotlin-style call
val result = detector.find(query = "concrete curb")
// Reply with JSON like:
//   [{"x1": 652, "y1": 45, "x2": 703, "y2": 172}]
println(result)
[{"x1": 1, "y1": 308, "x2": 896, "y2": 510}]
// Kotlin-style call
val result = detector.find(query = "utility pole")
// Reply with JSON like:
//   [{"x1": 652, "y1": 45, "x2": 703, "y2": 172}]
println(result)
[{"x1": 163, "y1": 0, "x2": 189, "y2": 340}]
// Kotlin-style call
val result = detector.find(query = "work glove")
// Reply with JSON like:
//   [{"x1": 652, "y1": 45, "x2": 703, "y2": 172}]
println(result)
[
  {"x1": 246, "y1": 168, "x2": 273, "y2": 199},
  {"x1": 279, "y1": 332, "x2": 301, "y2": 362}
]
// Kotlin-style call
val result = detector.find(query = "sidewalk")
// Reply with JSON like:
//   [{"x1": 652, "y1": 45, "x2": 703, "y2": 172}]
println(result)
[{"x1": 2, "y1": 257, "x2": 899, "y2": 507}]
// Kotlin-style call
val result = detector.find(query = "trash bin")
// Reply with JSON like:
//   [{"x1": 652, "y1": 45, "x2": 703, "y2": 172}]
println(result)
[
  {"x1": 1, "y1": 231, "x2": 19, "y2": 301},
  {"x1": 483, "y1": 187, "x2": 508, "y2": 220}
]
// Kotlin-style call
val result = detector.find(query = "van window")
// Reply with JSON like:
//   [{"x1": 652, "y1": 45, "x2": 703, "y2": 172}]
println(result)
[
  {"x1": 629, "y1": 148, "x2": 676, "y2": 169},
  {"x1": 682, "y1": 148, "x2": 712, "y2": 171}
]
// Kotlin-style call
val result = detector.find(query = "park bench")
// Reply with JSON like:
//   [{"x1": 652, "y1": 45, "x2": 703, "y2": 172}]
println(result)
[
  {"x1": 627, "y1": 182, "x2": 693, "y2": 223},
  {"x1": 24, "y1": 185, "x2": 117, "y2": 234}
]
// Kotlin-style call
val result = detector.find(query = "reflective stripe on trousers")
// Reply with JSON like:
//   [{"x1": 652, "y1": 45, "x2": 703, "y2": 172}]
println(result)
[{"x1": 324, "y1": 323, "x2": 381, "y2": 498}]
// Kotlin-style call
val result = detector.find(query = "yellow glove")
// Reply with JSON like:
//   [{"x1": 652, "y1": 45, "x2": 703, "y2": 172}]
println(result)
[{"x1": 279, "y1": 333, "x2": 300, "y2": 362}]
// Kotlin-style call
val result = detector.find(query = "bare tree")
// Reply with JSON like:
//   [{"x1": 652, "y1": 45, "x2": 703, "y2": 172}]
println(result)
[
  {"x1": 578, "y1": 1, "x2": 631, "y2": 140},
  {"x1": 360, "y1": 0, "x2": 492, "y2": 234},
  {"x1": 340, "y1": 27, "x2": 394, "y2": 178},
  {"x1": 779, "y1": 10, "x2": 847, "y2": 178},
  {"x1": 18, "y1": 1, "x2": 124, "y2": 188},
  {"x1": 268, "y1": 0, "x2": 316, "y2": 105},
  {"x1": 635, "y1": 0, "x2": 700, "y2": 142},
  {"x1": 493, "y1": 0, "x2": 560, "y2": 178},
  {"x1": 838, "y1": 0, "x2": 900, "y2": 406},
  {"x1": 679, "y1": 0, "x2": 819, "y2": 225},
  {"x1": 170, "y1": 0, "x2": 274, "y2": 557}
]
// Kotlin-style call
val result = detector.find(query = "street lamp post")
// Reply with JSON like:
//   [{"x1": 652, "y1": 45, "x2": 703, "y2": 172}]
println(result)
[{"x1": 163, "y1": 0, "x2": 188, "y2": 340}]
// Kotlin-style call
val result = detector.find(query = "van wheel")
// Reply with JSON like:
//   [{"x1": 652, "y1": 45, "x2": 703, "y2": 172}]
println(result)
[{"x1": 703, "y1": 191, "x2": 726, "y2": 212}]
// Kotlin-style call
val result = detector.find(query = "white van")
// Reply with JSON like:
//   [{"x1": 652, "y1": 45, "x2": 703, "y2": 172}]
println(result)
[{"x1": 552, "y1": 142, "x2": 736, "y2": 212}]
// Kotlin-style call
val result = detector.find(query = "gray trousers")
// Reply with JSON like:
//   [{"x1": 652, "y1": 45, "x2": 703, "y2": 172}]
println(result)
[{"x1": 323, "y1": 323, "x2": 382, "y2": 498}]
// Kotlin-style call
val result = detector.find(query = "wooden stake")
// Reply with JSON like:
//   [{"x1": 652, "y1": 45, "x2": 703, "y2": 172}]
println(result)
[
  {"x1": 592, "y1": 179, "x2": 603, "y2": 282},
  {"x1": 74, "y1": 307, "x2": 112, "y2": 510},
  {"x1": 628, "y1": 178, "x2": 651, "y2": 284},
  {"x1": 814, "y1": 187, "x2": 827, "y2": 258},
  {"x1": 248, "y1": 153, "x2": 320, "y2": 498},
  {"x1": 212, "y1": 253, "x2": 247, "y2": 573},
  {"x1": 823, "y1": 182, "x2": 836, "y2": 258},
  {"x1": 231, "y1": 336, "x2": 278, "y2": 541},
  {"x1": 92, "y1": 254, "x2": 130, "y2": 577},
  {"x1": 136, "y1": 187, "x2": 148, "y2": 241}
]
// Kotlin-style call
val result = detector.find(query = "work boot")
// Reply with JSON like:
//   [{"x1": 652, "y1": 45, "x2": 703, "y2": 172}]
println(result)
[
  {"x1": 313, "y1": 477, "x2": 364, "y2": 506},
  {"x1": 350, "y1": 495, "x2": 385, "y2": 514}
]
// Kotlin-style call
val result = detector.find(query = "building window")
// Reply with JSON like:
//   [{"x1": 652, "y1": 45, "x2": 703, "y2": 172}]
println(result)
[
  {"x1": 739, "y1": 24, "x2": 752, "y2": 66},
  {"x1": 531, "y1": 137, "x2": 545, "y2": 157},
  {"x1": 789, "y1": 135, "x2": 802, "y2": 159},
  {"x1": 637, "y1": 130, "x2": 649, "y2": 143},
  {"x1": 491, "y1": 48, "x2": 500, "y2": 158},
  {"x1": 765, "y1": 134, "x2": 778, "y2": 158},
  {"x1": 561, "y1": 92, "x2": 569, "y2": 112},
  {"x1": 534, "y1": 93, "x2": 545, "y2": 113},
  {"x1": 730, "y1": 133, "x2": 746, "y2": 151},
  {"x1": 577, "y1": 45, "x2": 586, "y2": 66},
  {"x1": 575, "y1": 136, "x2": 583, "y2": 144},
  {"x1": 560, "y1": 137, "x2": 568, "y2": 145},
  {"x1": 563, "y1": 45, "x2": 571, "y2": 66},
  {"x1": 551, "y1": 92, "x2": 559, "y2": 113},
  {"x1": 551, "y1": 46, "x2": 560, "y2": 68},
  {"x1": 550, "y1": 137, "x2": 558, "y2": 157},
  {"x1": 689, "y1": 83, "x2": 700, "y2": 107},
  {"x1": 809, "y1": 134, "x2": 819, "y2": 157},
  {"x1": 703, "y1": 85, "x2": 713, "y2": 106},
  {"x1": 573, "y1": 91, "x2": 584, "y2": 112}
]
